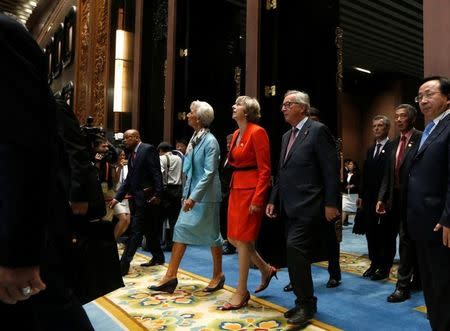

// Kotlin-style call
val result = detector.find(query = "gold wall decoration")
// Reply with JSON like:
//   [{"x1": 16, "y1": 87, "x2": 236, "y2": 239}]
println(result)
[
  {"x1": 91, "y1": 0, "x2": 111, "y2": 127},
  {"x1": 266, "y1": 0, "x2": 277, "y2": 10},
  {"x1": 264, "y1": 85, "x2": 276, "y2": 97},
  {"x1": 335, "y1": 26, "x2": 343, "y2": 93},
  {"x1": 74, "y1": 0, "x2": 91, "y2": 124},
  {"x1": 234, "y1": 66, "x2": 241, "y2": 98},
  {"x1": 74, "y1": 0, "x2": 111, "y2": 127}
]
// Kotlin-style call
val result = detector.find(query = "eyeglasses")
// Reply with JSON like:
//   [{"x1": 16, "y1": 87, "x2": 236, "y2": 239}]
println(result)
[
  {"x1": 281, "y1": 101, "x2": 300, "y2": 109},
  {"x1": 415, "y1": 91, "x2": 440, "y2": 103}
]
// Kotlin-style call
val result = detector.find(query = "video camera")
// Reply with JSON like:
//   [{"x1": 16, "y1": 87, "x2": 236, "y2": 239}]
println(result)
[{"x1": 80, "y1": 116, "x2": 118, "y2": 164}]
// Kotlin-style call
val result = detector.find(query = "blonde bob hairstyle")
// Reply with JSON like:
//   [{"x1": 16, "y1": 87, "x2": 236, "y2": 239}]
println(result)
[{"x1": 236, "y1": 96, "x2": 261, "y2": 123}]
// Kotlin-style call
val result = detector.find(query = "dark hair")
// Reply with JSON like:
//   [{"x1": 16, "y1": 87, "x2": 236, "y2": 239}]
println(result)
[
  {"x1": 175, "y1": 138, "x2": 188, "y2": 146},
  {"x1": 422, "y1": 76, "x2": 450, "y2": 98},
  {"x1": 395, "y1": 103, "x2": 417, "y2": 123},
  {"x1": 158, "y1": 141, "x2": 172, "y2": 152},
  {"x1": 308, "y1": 107, "x2": 321, "y2": 118}
]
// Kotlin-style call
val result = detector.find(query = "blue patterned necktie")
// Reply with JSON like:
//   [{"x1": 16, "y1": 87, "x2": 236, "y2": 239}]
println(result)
[{"x1": 419, "y1": 121, "x2": 436, "y2": 149}]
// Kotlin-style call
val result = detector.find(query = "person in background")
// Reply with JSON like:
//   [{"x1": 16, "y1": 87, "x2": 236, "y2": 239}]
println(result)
[
  {"x1": 0, "y1": 13, "x2": 93, "y2": 329},
  {"x1": 109, "y1": 129, "x2": 164, "y2": 276},
  {"x1": 150, "y1": 142, "x2": 182, "y2": 254},
  {"x1": 406, "y1": 76, "x2": 450, "y2": 330},
  {"x1": 220, "y1": 134, "x2": 236, "y2": 255},
  {"x1": 148, "y1": 101, "x2": 224, "y2": 294},
  {"x1": 376, "y1": 104, "x2": 422, "y2": 303},
  {"x1": 111, "y1": 148, "x2": 131, "y2": 240},
  {"x1": 358, "y1": 115, "x2": 394, "y2": 281},
  {"x1": 220, "y1": 96, "x2": 273, "y2": 310},
  {"x1": 342, "y1": 160, "x2": 359, "y2": 226},
  {"x1": 175, "y1": 138, "x2": 188, "y2": 157},
  {"x1": 266, "y1": 90, "x2": 340, "y2": 326}
]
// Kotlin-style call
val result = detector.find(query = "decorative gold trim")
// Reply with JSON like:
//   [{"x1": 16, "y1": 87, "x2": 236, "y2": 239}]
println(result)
[
  {"x1": 266, "y1": 0, "x2": 277, "y2": 10},
  {"x1": 234, "y1": 66, "x2": 241, "y2": 98},
  {"x1": 90, "y1": 0, "x2": 111, "y2": 127},
  {"x1": 264, "y1": 85, "x2": 276, "y2": 97},
  {"x1": 335, "y1": 26, "x2": 343, "y2": 93},
  {"x1": 74, "y1": 0, "x2": 91, "y2": 123}
]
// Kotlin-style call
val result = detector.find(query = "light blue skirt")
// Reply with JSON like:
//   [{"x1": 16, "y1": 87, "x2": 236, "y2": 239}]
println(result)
[{"x1": 173, "y1": 202, "x2": 223, "y2": 246}]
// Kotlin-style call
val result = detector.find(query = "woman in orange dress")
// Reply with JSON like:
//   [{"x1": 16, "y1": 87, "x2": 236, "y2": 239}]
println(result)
[{"x1": 220, "y1": 96, "x2": 276, "y2": 310}]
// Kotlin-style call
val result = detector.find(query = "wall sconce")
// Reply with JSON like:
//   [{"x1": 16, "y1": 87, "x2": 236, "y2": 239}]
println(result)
[{"x1": 113, "y1": 29, "x2": 133, "y2": 112}]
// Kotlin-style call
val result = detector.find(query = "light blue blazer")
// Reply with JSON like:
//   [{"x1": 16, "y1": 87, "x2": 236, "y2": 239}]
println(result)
[{"x1": 182, "y1": 132, "x2": 222, "y2": 203}]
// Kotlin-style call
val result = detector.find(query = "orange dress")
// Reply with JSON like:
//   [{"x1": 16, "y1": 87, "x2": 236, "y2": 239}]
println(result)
[{"x1": 227, "y1": 123, "x2": 271, "y2": 241}]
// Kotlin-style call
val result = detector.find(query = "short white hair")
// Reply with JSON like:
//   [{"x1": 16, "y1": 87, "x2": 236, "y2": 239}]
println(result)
[
  {"x1": 285, "y1": 90, "x2": 310, "y2": 111},
  {"x1": 190, "y1": 100, "x2": 214, "y2": 127}
]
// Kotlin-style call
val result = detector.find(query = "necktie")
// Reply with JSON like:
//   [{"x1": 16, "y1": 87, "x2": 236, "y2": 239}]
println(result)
[
  {"x1": 284, "y1": 127, "x2": 299, "y2": 160},
  {"x1": 395, "y1": 135, "x2": 407, "y2": 185},
  {"x1": 374, "y1": 143, "x2": 382, "y2": 158},
  {"x1": 419, "y1": 121, "x2": 436, "y2": 149}
]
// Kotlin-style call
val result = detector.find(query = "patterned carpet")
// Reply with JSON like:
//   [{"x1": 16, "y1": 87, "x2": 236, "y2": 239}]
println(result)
[
  {"x1": 93, "y1": 252, "x2": 340, "y2": 331},
  {"x1": 314, "y1": 252, "x2": 398, "y2": 282}
]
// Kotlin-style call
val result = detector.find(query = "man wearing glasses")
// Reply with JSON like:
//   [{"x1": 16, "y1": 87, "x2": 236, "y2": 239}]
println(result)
[
  {"x1": 407, "y1": 76, "x2": 450, "y2": 331},
  {"x1": 266, "y1": 90, "x2": 340, "y2": 327}
]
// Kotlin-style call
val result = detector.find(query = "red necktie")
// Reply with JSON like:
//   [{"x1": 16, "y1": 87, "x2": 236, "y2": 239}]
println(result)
[
  {"x1": 284, "y1": 127, "x2": 299, "y2": 160},
  {"x1": 395, "y1": 136, "x2": 407, "y2": 185}
]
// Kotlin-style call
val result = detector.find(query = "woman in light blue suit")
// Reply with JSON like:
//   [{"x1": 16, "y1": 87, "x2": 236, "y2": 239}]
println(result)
[{"x1": 149, "y1": 100, "x2": 224, "y2": 293}]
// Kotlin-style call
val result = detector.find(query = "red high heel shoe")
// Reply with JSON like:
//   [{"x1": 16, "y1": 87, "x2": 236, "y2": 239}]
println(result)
[
  {"x1": 255, "y1": 265, "x2": 278, "y2": 293},
  {"x1": 219, "y1": 291, "x2": 250, "y2": 311}
]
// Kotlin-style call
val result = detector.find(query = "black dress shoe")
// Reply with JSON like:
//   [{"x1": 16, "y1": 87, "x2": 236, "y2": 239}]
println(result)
[
  {"x1": 120, "y1": 262, "x2": 130, "y2": 276},
  {"x1": 284, "y1": 305, "x2": 299, "y2": 318},
  {"x1": 286, "y1": 306, "x2": 315, "y2": 325},
  {"x1": 140, "y1": 259, "x2": 165, "y2": 267},
  {"x1": 223, "y1": 246, "x2": 236, "y2": 255},
  {"x1": 387, "y1": 288, "x2": 411, "y2": 303},
  {"x1": 370, "y1": 270, "x2": 389, "y2": 281},
  {"x1": 362, "y1": 266, "x2": 376, "y2": 278},
  {"x1": 326, "y1": 278, "x2": 341, "y2": 288},
  {"x1": 284, "y1": 282, "x2": 293, "y2": 292},
  {"x1": 148, "y1": 278, "x2": 178, "y2": 294},
  {"x1": 203, "y1": 275, "x2": 225, "y2": 292}
]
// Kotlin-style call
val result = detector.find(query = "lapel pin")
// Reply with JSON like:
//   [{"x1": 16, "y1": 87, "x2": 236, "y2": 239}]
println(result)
[
  {"x1": 381, "y1": 150, "x2": 385, "y2": 154},
  {"x1": 408, "y1": 143, "x2": 412, "y2": 147}
]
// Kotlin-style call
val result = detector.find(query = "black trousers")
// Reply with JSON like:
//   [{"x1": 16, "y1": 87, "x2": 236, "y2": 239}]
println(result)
[
  {"x1": 396, "y1": 219, "x2": 420, "y2": 289},
  {"x1": 122, "y1": 201, "x2": 164, "y2": 264},
  {"x1": 328, "y1": 239, "x2": 341, "y2": 281},
  {"x1": 365, "y1": 208, "x2": 397, "y2": 271},
  {"x1": 285, "y1": 218, "x2": 314, "y2": 303},
  {"x1": 415, "y1": 240, "x2": 450, "y2": 331}
]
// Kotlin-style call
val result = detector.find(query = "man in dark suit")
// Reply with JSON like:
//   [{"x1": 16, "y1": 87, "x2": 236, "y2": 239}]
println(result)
[
  {"x1": 376, "y1": 104, "x2": 422, "y2": 302},
  {"x1": 266, "y1": 90, "x2": 340, "y2": 326},
  {"x1": 0, "y1": 13, "x2": 93, "y2": 329},
  {"x1": 407, "y1": 76, "x2": 450, "y2": 331},
  {"x1": 359, "y1": 115, "x2": 394, "y2": 281},
  {"x1": 110, "y1": 129, "x2": 164, "y2": 276}
]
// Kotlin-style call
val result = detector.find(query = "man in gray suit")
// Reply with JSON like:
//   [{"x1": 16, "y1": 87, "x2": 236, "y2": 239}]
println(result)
[{"x1": 266, "y1": 90, "x2": 340, "y2": 326}]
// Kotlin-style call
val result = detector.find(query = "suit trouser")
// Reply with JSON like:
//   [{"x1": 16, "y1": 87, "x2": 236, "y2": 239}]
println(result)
[
  {"x1": 415, "y1": 240, "x2": 450, "y2": 331},
  {"x1": 328, "y1": 239, "x2": 341, "y2": 281},
  {"x1": 396, "y1": 218, "x2": 420, "y2": 288},
  {"x1": 285, "y1": 217, "x2": 316, "y2": 305},
  {"x1": 365, "y1": 210, "x2": 397, "y2": 271},
  {"x1": 122, "y1": 201, "x2": 164, "y2": 264}
]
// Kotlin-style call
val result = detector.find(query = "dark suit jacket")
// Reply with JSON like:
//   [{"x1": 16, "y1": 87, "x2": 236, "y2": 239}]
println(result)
[
  {"x1": 343, "y1": 172, "x2": 360, "y2": 194},
  {"x1": 0, "y1": 14, "x2": 65, "y2": 267},
  {"x1": 407, "y1": 114, "x2": 450, "y2": 241},
  {"x1": 269, "y1": 118, "x2": 340, "y2": 219},
  {"x1": 361, "y1": 140, "x2": 394, "y2": 212},
  {"x1": 115, "y1": 142, "x2": 163, "y2": 207},
  {"x1": 378, "y1": 129, "x2": 422, "y2": 213}
]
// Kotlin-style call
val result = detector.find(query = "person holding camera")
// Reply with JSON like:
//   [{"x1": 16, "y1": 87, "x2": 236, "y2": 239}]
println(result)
[{"x1": 109, "y1": 130, "x2": 164, "y2": 276}]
